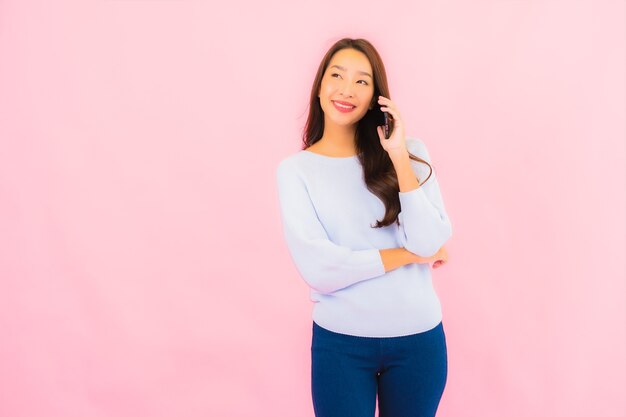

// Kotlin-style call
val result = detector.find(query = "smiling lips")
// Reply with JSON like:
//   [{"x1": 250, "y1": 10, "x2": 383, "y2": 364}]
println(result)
[{"x1": 332, "y1": 100, "x2": 356, "y2": 113}]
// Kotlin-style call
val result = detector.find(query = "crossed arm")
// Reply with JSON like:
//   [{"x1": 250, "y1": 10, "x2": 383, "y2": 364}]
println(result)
[
  {"x1": 380, "y1": 246, "x2": 448, "y2": 273},
  {"x1": 276, "y1": 141, "x2": 451, "y2": 295}
]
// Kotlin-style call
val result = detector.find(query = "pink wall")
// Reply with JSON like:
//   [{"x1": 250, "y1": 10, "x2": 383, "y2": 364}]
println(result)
[{"x1": 1, "y1": 1, "x2": 624, "y2": 416}]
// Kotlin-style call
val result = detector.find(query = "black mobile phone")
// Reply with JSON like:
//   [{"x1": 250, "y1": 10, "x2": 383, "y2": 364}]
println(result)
[
  {"x1": 377, "y1": 105, "x2": 391, "y2": 139},
  {"x1": 373, "y1": 103, "x2": 391, "y2": 139},
  {"x1": 382, "y1": 111, "x2": 390, "y2": 139}
]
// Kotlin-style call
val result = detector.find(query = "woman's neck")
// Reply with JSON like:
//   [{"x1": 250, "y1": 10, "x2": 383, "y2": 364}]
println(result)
[{"x1": 315, "y1": 124, "x2": 357, "y2": 156}]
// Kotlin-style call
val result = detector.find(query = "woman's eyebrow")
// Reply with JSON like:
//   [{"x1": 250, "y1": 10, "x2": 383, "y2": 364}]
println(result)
[{"x1": 330, "y1": 65, "x2": 372, "y2": 79}]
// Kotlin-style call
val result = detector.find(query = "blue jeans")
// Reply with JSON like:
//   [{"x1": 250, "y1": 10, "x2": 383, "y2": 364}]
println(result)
[{"x1": 311, "y1": 321, "x2": 448, "y2": 417}]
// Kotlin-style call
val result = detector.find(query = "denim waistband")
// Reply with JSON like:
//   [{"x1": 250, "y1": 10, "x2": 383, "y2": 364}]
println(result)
[{"x1": 312, "y1": 320, "x2": 444, "y2": 344}]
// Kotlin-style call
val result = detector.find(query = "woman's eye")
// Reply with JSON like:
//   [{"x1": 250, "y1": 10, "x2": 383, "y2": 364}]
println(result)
[{"x1": 329, "y1": 73, "x2": 368, "y2": 85}]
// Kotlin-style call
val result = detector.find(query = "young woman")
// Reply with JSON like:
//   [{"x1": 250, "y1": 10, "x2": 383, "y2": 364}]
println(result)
[{"x1": 276, "y1": 38, "x2": 452, "y2": 417}]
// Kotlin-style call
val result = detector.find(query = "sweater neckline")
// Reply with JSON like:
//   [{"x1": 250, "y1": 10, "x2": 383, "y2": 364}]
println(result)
[{"x1": 301, "y1": 150, "x2": 360, "y2": 162}]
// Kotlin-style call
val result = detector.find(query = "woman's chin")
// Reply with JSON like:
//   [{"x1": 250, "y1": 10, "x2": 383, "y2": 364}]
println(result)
[{"x1": 327, "y1": 115, "x2": 365, "y2": 128}]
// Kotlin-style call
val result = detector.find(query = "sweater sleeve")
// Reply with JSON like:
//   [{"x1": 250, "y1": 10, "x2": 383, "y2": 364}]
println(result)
[
  {"x1": 397, "y1": 138, "x2": 453, "y2": 257},
  {"x1": 276, "y1": 159, "x2": 386, "y2": 295}
]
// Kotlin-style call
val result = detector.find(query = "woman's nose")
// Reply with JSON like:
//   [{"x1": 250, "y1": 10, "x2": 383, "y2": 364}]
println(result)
[{"x1": 339, "y1": 83, "x2": 353, "y2": 97}]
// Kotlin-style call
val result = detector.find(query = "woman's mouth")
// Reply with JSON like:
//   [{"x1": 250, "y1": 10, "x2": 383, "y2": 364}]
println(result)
[{"x1": 332, "y1": 100, "x2": 356, "y2": 113}]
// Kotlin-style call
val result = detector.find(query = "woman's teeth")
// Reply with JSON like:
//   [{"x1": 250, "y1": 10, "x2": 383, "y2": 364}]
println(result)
[{"x1": 333, "y1": 101, "x2": 356, "y2": 112}]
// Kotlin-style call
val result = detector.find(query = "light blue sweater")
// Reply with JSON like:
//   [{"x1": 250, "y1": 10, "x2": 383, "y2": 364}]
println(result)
[{"x1": 276, "y1": 138, "x2": 452, "y2": 337}]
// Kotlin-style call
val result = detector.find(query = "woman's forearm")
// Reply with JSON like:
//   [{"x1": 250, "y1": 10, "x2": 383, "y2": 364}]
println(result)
[
  {"x1": 379, "y1": 247, "x2": 432, "y2": 272},
  {"x1": 389, "y1": 149, "x2": 420, "y2": 192}
]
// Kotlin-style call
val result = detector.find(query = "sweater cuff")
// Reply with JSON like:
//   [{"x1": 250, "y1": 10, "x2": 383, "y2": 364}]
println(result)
[
  {"x1": 398, "y1": 186, "x2": 427, "y2": 201},
  {"x1": 358, "y1": 248, "x2": 386, "y2": 277}
]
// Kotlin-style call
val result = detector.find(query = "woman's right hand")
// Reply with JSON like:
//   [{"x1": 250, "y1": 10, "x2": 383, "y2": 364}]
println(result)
[
  {"x1": 430, "y1": 246, "x2": 448, "y2": 269},
  {"x1": 382, "y1": 246, "x2": 449, "y2": 273},
  {"x1": 407, "y1": 246, "x2": 448, "y2": 269}
]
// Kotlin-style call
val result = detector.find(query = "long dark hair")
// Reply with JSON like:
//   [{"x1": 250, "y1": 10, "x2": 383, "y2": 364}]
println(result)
[{"x1": 302, "y1": 38, "x2": 433, "y2": 228}]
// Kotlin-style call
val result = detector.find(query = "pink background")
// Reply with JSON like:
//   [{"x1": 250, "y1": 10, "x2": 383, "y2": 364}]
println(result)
[{"x1": 1, "y1": 1, "x2": 624, "y2": 416}]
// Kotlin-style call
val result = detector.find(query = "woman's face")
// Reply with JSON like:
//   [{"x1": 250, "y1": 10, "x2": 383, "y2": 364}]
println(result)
[{"x1": 318, "y1": 48, "x2": 375, "y2": 129}]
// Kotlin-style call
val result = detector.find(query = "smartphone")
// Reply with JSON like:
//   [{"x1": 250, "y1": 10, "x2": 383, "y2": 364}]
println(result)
[
  {"x1": 374, "y1": 103, "x2": 391, "y2": 139},
  {"x1": 382, "y1": 111, "x2": 390, "y2": 139}
]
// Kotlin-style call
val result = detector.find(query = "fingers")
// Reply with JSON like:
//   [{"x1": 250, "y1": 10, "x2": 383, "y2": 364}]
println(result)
[
  {"x1": 432, "y1": 259, "x2": 447, "y2": 269},
  {"x1": 376, "y1": 126, "x2": 386, "y2": 142},
  {"x1": 377, "y1": 96, "x2": 402, "y2": 123},
  {"x1": 432, "y1": 246, "x2": 449, "y2": 269}
]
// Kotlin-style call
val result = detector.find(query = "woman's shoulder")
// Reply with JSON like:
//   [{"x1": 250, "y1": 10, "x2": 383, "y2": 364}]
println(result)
[{"x1": 276, "y1": 150, "x2": 308, "y2": 178}]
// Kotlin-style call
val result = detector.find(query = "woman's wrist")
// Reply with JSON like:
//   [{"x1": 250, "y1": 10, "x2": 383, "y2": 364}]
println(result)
[
  {"x1": 388, "y1": 147, "x2": 410, "y2": 163},
  {"x1": 404, "y1": 248, "x2": 432, "y2": 264}
]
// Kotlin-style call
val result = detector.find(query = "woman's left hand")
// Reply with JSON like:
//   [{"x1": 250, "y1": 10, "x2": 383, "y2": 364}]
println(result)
[{"x1": 376, "y1": 95, "x2": 407, "y2": 157}]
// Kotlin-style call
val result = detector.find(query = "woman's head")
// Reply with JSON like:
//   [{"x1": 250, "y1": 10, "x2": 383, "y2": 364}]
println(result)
[{"x1": 303, "y1": 38, "x2": 391, "y2": 146}]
